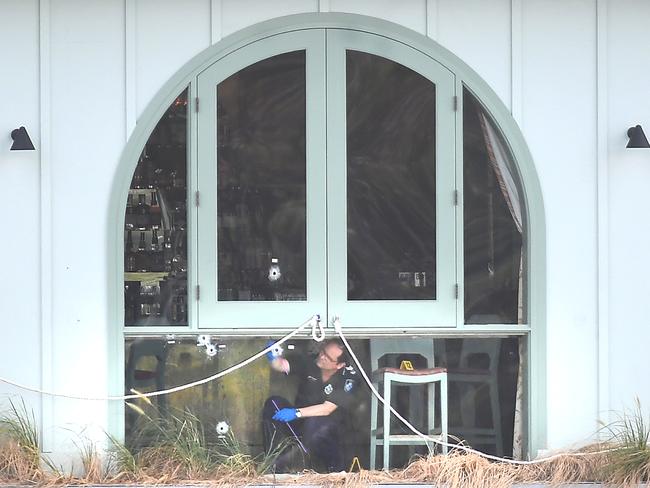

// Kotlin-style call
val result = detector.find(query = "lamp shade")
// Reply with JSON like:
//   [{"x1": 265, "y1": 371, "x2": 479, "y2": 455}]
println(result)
[
  {"x1": 10, "y1": 126, "x2": 35, "y2": 151},
  {"x1": 626, "y1": 125, "x2": 650, "y2": 149}
]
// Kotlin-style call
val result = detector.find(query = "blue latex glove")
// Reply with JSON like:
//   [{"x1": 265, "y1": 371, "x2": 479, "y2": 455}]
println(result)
[
  {"x1": 265, "y1": 340, "x2": 282, "y2": 362},
  {"x1": 272, "y1": 408, "x2": 298, "y2": 423}
]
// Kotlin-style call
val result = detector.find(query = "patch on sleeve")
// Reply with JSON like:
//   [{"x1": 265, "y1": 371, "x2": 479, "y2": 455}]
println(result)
[
  {"x1": 344, "y1": 379, "x2": 355, "y2": 393},
  {"x1": 343, "y1": 365, "x2": 357, "y2": 376}
]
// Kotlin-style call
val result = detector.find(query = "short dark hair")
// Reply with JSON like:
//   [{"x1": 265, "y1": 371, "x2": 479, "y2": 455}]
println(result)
[{"x1": 322, "y1": 339, "x2": 350, "y2": 366}]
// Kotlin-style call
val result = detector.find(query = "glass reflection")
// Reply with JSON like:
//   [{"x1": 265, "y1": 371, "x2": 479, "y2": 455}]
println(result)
[
  {"x1": 124, "y1": 336, "x2": 523, "y2": 467},
  {"x1": 124, "y1": 89, "x2": 188, "y2": 326},
  {"x1": 463, "y1": 89, "x2": 525, "y2": 324},
  {"x1": 217, "y1": 51, "x2": 307, "y2": 301},
  {"x1": 346, "y1": 51, "x2": 436, "y2": 300}
]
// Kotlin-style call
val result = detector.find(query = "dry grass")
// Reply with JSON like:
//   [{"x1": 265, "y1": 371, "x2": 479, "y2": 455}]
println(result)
[
  {"x1": 2, "y1": 396, "x2": 649, "y2": 487},
  {"x1": 0, "y1": 443, "x2": 647, "y2": 487},
  {"x1": 0, "y1": 440, "x2": 45, "y2": 483}
]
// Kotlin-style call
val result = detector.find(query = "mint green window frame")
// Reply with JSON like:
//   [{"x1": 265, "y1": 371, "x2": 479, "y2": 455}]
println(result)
[
  {"x1": 196, "y1": 30, "x2": 328, "y2": 329},
  {"x1": 326, "y1": 30, "x2": 456, "y2": 328},
  {"x1": 109, "y1": 13, "x2": 546, "y2": 455},
  {"x1": 196, "y1": 29, "x2": 457, "y2": 329}
]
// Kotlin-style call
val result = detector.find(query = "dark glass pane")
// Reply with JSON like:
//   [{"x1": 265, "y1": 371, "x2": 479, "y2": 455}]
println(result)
[
  {"x1": 346, "y1": 51, "x2": 436, "y2": 300},
  {"x1": 124, "y1": 89, "x2": 188, "y2": 326},
  {"x1": 463, "y1": 88, "x2": 525, "y2": 324},
  {"x1": 124, "y1": 336, "x2": 523, "y2": 467},
  {"x1": 217, "y1": 51, "x2": 306, "y2": 301},
  {"x1": 437, "y1": 337, "x2": 523, "y2": 458}
]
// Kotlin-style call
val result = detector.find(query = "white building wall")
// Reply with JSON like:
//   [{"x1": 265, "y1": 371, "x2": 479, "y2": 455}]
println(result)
[
  {"x1": 607, "y1": 0, "x2": 650, "y2": 414},
  {"x1": 0, "y1": 0, "x2": 42, "y2": 423},
  {"x1": 520, "y1": 0, "x2": 600, "y2": 448},
  {"x1": 1, "y1": 0, "x2": 648, "y2": 459}
]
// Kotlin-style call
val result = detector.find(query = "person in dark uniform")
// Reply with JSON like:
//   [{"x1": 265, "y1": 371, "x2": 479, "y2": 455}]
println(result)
[{"x1": 262, "y1": 339, "x2": 358, "y2": 473}]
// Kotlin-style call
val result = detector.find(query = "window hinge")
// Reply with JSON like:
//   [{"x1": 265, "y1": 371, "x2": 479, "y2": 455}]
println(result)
[
  {"x1": 455, "y1": 284, "x2": 460, "y2": 299},
  {"x1": 453, "y1": 95, "x2": 458, "y2": 111},
  {"x1": 196, "y1": 285, "x2": 200, "y2": 300},
  {"x1": 195, "y1": 97, "x2": 199, "y2": 112},
  {"x1": 453, "y1": 189, "x2": 459, "y2": 206},
  {"x1": 195, "y1": 190, "x2": 200, "y2": 207}
]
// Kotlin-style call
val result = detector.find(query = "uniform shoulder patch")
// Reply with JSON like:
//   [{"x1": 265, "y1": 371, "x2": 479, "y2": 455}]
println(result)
[
  {"x1": 344, "y1": 379, "x2": 355, "y2": 392},
  {"x1": 343, "y1": 365, "x2": 357, "y2": 376}
]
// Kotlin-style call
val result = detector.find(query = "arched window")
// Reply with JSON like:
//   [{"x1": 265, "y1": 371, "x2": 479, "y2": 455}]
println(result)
[{"x1": 112, "y1": 15, "x2": 544, "y2": 463}]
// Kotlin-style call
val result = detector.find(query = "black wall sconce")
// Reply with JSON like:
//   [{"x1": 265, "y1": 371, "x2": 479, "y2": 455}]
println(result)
[
  {"x1": 626, "y1": 125, "x2": 650, "y2": 149},
  {"x1": 10, "y1": 126, "x2": 35, "y2": 151}
]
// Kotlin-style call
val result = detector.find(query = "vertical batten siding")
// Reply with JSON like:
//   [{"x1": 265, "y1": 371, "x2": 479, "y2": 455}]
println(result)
[
  {"x1": 329, "y1": 0, "x2": 427, "y2": 35},
  {"x1": 46, "y1": 0, "x2": 126, "y2": 457},
  {"x1": 125, "y1": 0, "x2": 137, "y2": 139},
  {"x1": 425, "y1": 0, "x2": 439, "y2": 40},
  {"x1": 0, "y1": 0, "x2": 43, "y2": 442},
  {"x1": 606, "y1": 0, "x2": 650, "y2": 415},
  {"x1": 437, "y1": 0, "x2": 512, "y2": 112},
  {"x1": 39, "y1": 0, "x2": 53, "y2": 452},
  {"x1": 211, "y1": 0, "x2": 223, "y2": 44},
  {"x1": 221, "y1": 0, "x2": 319, "y2": 37},
  {"x1": 134, "y1": 0, "x2": 211, "y2": 119},
  {"x1": 595, "y1": 0, "x2": 609, "y2": 429},
  {"x1": 521, "y1": 0, "x2": 599, "y2": 448}
]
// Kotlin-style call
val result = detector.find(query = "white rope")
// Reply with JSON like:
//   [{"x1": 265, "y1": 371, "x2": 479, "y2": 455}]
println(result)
[
  {"x1": 0, "y1": 313, "x2": 616, "y2": 465},
  {"x1": 332, "y1": 317, "x2": 617, "y2": 466},
  {"x1": 0, "y1": 315, "x2": 319, "y2": 402},
  {"x1": 311, "y1": 314, "x2": 326, "y2": 342}
]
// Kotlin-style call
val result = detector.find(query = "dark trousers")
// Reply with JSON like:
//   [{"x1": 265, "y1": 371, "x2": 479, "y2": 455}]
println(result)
[{"x1": 262, "y1": 396, "x2": 345, "y2": 472}]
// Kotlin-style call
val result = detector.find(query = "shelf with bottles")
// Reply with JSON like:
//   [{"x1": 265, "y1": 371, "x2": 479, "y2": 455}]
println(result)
[
  {"x1": 130, "y1": 148, "x2": 187, "y2": 195},
  {"x1": 125, "y1": 227, "x2": 187, "y2": 272},
  {"x1": 124, "y1": 89, "x2": 188, "y2": 326},
  {"x1": 125, "y1": 277, "x2": 188, "y2": 326}
]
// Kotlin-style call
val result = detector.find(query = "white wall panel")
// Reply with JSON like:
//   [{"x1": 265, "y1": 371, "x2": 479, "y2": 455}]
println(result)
[
  {"x1": 437, "y1": 0, "x2": 512, "y2": 111},
  {"x1": 521, "y1": 0, "x2": 599, "y2": 449},
  {"x1": 0, "y1": 0, "x2": 42, "y2": 414},
  {"x1": 221, "y1": 0, "x2": 318, "y2": 37},
  {"x1": 329, "y1": 0, "x2": 427, "y2": 35},
  {"x1": 135, "y1": 0, "x2": 211, "y2": 118},
  {"x1": 9, "y1": 0, "x2": 650, "y2": 458},
  {"x1": 606, "y1": 0, "x2": 650, "y2": 415},
  {"x1": 48, "y1": 0, "x2": 125, "y2": 452}
]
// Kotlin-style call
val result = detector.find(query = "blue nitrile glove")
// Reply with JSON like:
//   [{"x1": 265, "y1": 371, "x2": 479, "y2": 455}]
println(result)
[
  {"x1": 265, "y1": 340, "x2": 283, "y2": 362},
  {"x1": 272, "y1": 408, "x2": 298, "y2": 423}
]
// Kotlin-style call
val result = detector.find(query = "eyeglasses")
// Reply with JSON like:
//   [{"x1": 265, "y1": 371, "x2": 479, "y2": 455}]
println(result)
[{"x1": 318, "y1": 348, "x2": 339, "y2": 364}]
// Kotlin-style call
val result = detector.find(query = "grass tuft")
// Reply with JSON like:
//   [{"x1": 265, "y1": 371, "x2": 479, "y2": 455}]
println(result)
[
  {"x1": 0, "y1": 398, "x2": 56, "y2": 482},
  {"x1": 599, "y1": 397, "x2": 650, "y2": 485}
]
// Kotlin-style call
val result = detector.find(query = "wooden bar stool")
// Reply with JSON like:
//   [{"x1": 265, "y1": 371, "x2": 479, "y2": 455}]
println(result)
[{"x1": 369, "y1": 339, "x2": 448, "y2": 470}]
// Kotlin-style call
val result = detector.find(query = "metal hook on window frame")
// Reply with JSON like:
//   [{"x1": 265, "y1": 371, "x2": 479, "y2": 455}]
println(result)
[{"x1": 311, "y1": 314, "x2": 325, "y2": 342}]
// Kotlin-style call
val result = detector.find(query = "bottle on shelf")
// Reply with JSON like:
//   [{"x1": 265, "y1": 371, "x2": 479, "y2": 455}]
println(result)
[
  {"x1": 150, "y1": 228, "x2": 164, "y2": 272},
  {"x1": 150, "y1": 228, "x2": 159, "y2": 252},
  {"x1": 171, "y1": 201, "x2": 187, "y2": 231},
  {"x1": 144, "y1": 151, "x2": 156, "y2": 190},
  {"x1": 171, "y1": 233, "x2": 187, "y2": 276},
  {"x1": 136, "y1": 193, "x2": 150, "y2": 230},
  {"x1": 125, "y1": 230, "x2": 136, "y2": 272},
  {"x1": 170, "y1": 169, "x2": 185, "y2": 190},
  {"x1": 124, "y1": 281, "x2": 139, "y2": 324},
  {"x1": 125, "y1": 193, "x2": 137, "y2": 230},
  {"x1": 150, "y1": 191, "x2": 161, "y2": 229},
  {"x1": 137, "y1": 231, "x2": 149, "y2": 272},
  {"x1": 170, "y1": 290, "x2": 187, "y2": 323},
  {"x1": 163, "y1": 230, "x2": 173, "y2": 272},
  {"x1": 132, "y1": 164, "x2": 144, "y2": 189},
  {"x1": 126, "y1": 229, "x2": 134, "y2": 251}
]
